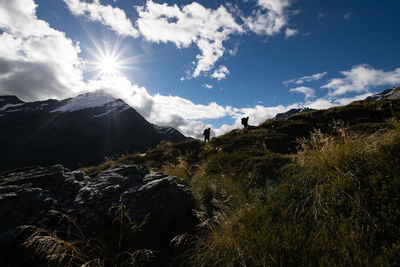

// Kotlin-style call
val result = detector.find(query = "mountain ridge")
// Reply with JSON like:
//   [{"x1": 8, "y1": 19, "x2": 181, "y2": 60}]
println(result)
[{"x1": 0, "y1": 90, "x2": 188, "y2": 172}]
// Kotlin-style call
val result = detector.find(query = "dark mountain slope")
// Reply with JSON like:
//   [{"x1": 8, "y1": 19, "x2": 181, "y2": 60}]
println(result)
[
  {"x1": 0, "y1": 91, "x2": 187, "y2": 171},
  {"x1": 0, "y1": 95, "x2": 24, "y2": 109}
]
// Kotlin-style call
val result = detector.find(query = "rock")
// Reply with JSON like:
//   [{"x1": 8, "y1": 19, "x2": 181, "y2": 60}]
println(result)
[{"x1": 0, "y1": 164, "x2": 195, "y2": 266}]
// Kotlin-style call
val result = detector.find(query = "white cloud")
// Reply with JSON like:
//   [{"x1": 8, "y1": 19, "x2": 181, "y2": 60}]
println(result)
[
  {"x1": 289, "y1": 86, "x2": 315, "y2": 100},
  {"x1": 284, "y1": 71, "x2": 327, "y2": 86},
  {"x1": 211, "y1": 66, "x2": 230, "y2": 80},
  {"x1": 305, "y1": 98, "x2": 334, "y2": 110},
  {"x1": 285, "y1": 28, "x2": 298, "y2": 38},
  {"x1": 304, "y1": 92, "x2": 372, "y2": 110},
  {"x1": 244, "y1": 0, "x2": 291, "y2": 36},
  {"x1": 83, "y1": 75, "x2": 313, "y2": 138},
  {"x1": 321, "y1": 64, "x2": 400, "y2": 96},
  {"x1": 84, "y1": 75, "x2": 237, "y2": 138},
  {"x1": 0, "y1": 0, "x2": 85, "y2": 101},
  {"x1": 344, "y1": 12, "x2": 351, "y2": 21},
  {"x1": 82, "y1": 71, "x2": 385, "y2": 138},
  {"x1": 63, "y1": 0, "x2": 297, "y2": 80},
  {"x1": 239, "y1": 104, "x2": 290, "y2": 124},
  {"x1": 214, "y1": 104, "x2": 292, "y2": 136},
  {"x1": 204, "y1": 84, "x2": 213, "y2": 89},
  {"x1": 228, "y1": 43, "x2": 239, "y2": 56},
  {"x1": 334, "y1": 92, "x2": 371, "y2": 106},
  {"x1": 136, "y1": 1, "x2": 243, "y2": 78},
  {"x1": 63, "y1": 0, "x2": 139, "y2": 37}
]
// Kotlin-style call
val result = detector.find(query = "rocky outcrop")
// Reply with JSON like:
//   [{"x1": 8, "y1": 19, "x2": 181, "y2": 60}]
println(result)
[
  {"x1": 388, "y1": 86, "x2": 400, "y2": 100},
  {"x1": 0, "y1": 164, "x2": 195, "y2": 266}
]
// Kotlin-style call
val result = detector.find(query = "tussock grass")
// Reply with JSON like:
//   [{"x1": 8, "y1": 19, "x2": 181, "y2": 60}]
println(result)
[
  {"x1": 186, "y1": 121, "x2": 400, "y2": 266},
  {"x1": 21, "y1": 200, "x2": 155, "y2": 267}
]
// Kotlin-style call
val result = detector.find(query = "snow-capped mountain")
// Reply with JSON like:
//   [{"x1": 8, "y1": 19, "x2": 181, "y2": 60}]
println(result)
[
  {"x1": 152, "y1": 124, "x2": 192, "y2": 142},
  {"x1": 366, "y1": 86, "x2": 400, "y2": 100},
  {"x1": 0, "y1": 91, "x2": 187, "y2": 172}
]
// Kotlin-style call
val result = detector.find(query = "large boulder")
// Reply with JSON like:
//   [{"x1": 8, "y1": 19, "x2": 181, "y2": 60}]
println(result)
[{"x1": 0, "y1": 164, "x2": 195, "y2": 266}]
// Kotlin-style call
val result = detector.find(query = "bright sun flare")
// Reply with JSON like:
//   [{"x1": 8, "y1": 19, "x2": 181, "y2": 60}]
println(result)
[
  {"x1": 86, "y1": 37, "x2": 136, "y2": 79},
  {"x1": 98, "y1": 56, "x2": 120, "y2": 76}
]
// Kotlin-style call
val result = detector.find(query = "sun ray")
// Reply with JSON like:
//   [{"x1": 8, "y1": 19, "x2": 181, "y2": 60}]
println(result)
[{"x1": 85, "y1": 35, "x2": 138, "y2": 79}]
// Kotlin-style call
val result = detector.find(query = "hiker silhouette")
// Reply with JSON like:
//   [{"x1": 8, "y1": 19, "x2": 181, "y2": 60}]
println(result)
[
  {"x1": 241, "y1": 117, "x2": 249, "y2": 129},
  {"x1": 203, "y1": 128, "x2": 211, "y2": 142}
]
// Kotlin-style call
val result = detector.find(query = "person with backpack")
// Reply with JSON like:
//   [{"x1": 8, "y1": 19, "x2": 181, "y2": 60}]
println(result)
[
  {"x1": 241, "y1": 117, "x2": 249, "y2": 129},
  {"x1": 203, "y1": 128, "x2": 211, "y2": 142}
]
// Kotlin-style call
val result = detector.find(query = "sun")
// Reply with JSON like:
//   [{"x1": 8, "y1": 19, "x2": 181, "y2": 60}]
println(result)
[
  {"x1": 86, "y1": 37, "x2": 136, "y2": 79},
  {"x1": 98, "y1": 55, "x2": 120, "y2": 76}
]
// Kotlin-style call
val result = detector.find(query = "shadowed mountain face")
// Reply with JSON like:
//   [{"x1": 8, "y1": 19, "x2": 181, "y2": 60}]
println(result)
[{"x1": 0, "y1": 91, "x2": 187, "y2": 172}]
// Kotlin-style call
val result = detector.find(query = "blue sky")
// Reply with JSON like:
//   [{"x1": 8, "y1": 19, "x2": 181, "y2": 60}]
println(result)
[{"x1": 1, "y1": 0, "x2": 400, "y2": 137}]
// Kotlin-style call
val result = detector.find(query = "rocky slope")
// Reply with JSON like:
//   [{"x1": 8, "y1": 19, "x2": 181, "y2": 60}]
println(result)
[
  {"x1": 0, "y1": 91, "x2": 188, "y2": 172},
  {"x1": 0, "y1": 164, "x2": 195, "y2": 266},
  {"x1": 366, "y1": 86, "x2": 400, "y2": 100}
]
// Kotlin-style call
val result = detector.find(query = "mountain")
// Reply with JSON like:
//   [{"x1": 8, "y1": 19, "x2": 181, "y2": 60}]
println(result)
[
  {"x1": 152, "y1": 124, "x2": 189, "y2": 142},
  {"x1": 275, "y1": 107, "x2": 314, "y2": 119},
  {"x1": 0, "y1": 91, "x2": 187, "y2": 172},
  {"x1": 366, "y1": 86, "x2": 400, "y2": 100},
  {"x1": 0, "y1": 95, "x2": 24, "y2": 109}
]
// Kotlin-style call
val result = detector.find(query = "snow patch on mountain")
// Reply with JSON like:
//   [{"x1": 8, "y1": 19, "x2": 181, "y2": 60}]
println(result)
[
  {"x1": 92, "y1": 110, "x2": 114, "y2": 118},
  {"x1": 153, "y1": 125, "x2": 176, "y2": 135},
  {"x1": 366, "y1": 88, "x2": 394, "y2": 100},
  {"x1": 4, "y1": 108, "x2": 24, "y2": 113},
  {"x1": 91, "y1": 100, "x2": 131, "y2": 119},
  {"x1": 50, "y1": 90, "x2": 123, "y2": 113},
  {"x1": 0, "y1": 103, "x2": 24, "y2": 112}
]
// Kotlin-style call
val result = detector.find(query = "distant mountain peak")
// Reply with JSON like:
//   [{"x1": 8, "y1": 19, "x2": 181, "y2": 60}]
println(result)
[
  {"x1": 50, "y1": 90, "x2": 124, "y2": 113},
  {"x1": 152, "y1": 124, "x2": 189, "y2": 142},
  {"x1": 275, "y1": 107, "x2": 314, "y2": 119},
  {"x1": 0, "y1": 95, "x2": 24, "y2": 109},
  {"x1": 366, "y1": 86, "x2": 400, "y2": 101},
  {"x1": 0, "y1": 90, "x2": 188, "y2": 171}
]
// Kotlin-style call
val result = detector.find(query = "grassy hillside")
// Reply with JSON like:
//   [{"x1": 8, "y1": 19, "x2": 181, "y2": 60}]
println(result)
[{"x1": 81, "y1": 98, "x2": 400, "y2": 266}]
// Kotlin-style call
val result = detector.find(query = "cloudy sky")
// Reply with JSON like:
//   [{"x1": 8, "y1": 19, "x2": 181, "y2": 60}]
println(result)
[{"x1": 1, "y1": 0, "x2": 400, "y2": 138}]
